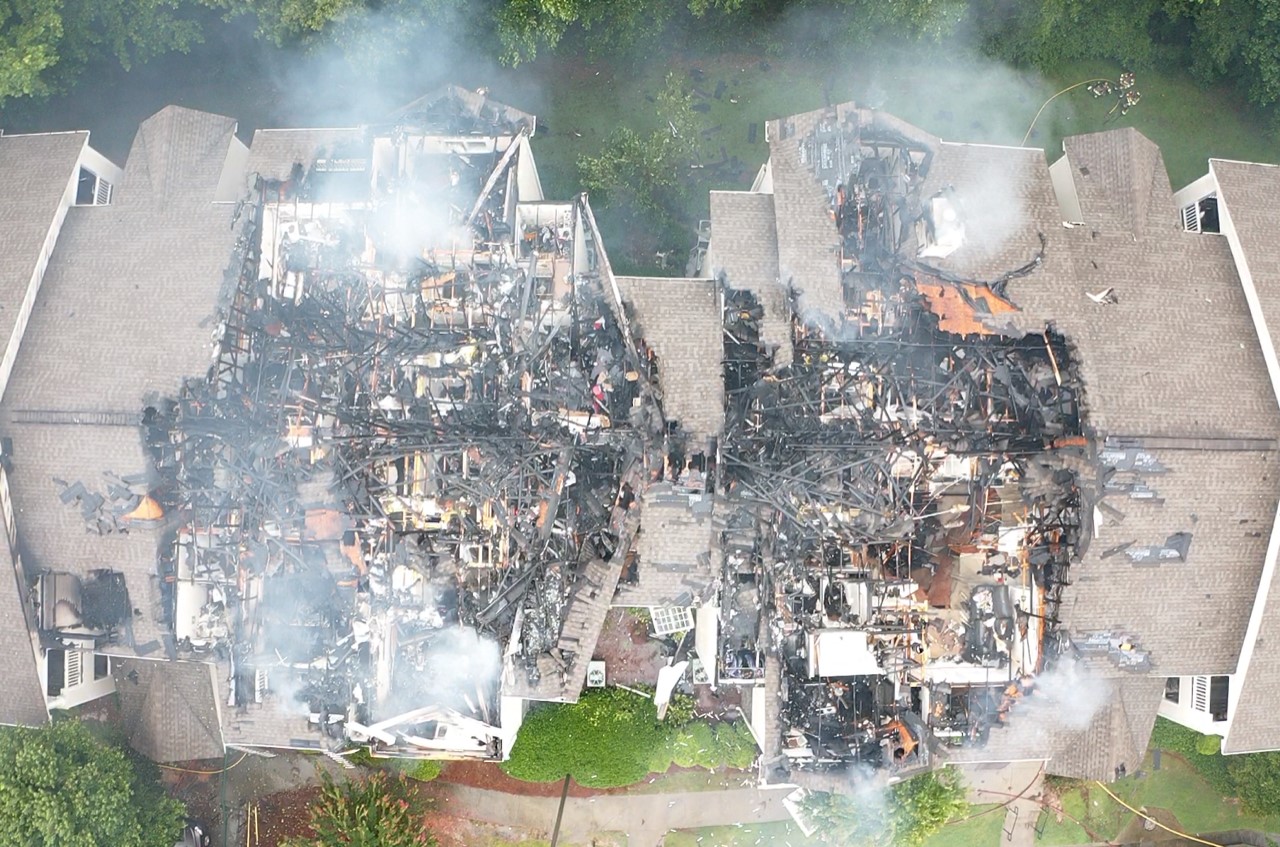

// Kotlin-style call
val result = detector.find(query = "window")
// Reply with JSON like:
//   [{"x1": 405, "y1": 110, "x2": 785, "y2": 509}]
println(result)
[
  {"x1": 75, "y1": 168, "x2": 112, "y2": 206},
  {"x1": 1164, "y1": 677, "x2": 1180, "y2": 704},
  {"x1": 1210, "y1": 675, "x2": 1230, "y2": 722},
  {"x1": 1181, "y1": 196, "x2": 1220, "y2": 234},
  {"x1": 93, "y1": 654, "x2": 109, "y2": 680},
  {"x1": 46, "y1": 649, "x2": 65, "y2": 696}
]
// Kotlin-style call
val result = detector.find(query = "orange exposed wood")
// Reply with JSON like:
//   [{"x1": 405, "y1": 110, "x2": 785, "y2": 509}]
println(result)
[{"x1": 913, "y1": 273, "x2": 1019, "y2": 337}]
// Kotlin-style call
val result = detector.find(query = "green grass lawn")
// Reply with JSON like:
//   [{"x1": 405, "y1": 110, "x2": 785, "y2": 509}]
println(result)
[
  {"x1": 623, "y1": 767, "x2": 753, "y2": 795},
  {"x1": 663, "y1": 820, "x2": 819, "y2": 847},
  {"x1": 1038, "y1": 752, "x2": 1280, "y2": 844},
  {"x1": 921, "y1": 803, "x2": 1005, "y2": 847},
  {"x1": 662, "y1": 803, "x2": 999, "y2": 847}
]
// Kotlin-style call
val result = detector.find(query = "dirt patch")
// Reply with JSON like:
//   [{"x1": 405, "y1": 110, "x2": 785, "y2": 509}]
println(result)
[
  {"x1": 439, "y1": 761, "x2": 630, "y2": 797},
  {"x1": 593, "y1": 608, "x2": 666, "y2": 686},
  {"x1": 251, "y1": 785, "x2": 320, "y2": 846}
]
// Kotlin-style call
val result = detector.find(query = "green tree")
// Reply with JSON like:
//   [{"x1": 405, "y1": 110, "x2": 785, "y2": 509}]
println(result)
[
  {"x1": 798, "y1": 770, "x2": 968, "y2": 847},
  {"x1": 0, "y1": 719, "x2": 185, "y2": 847},
  {"x1": 976, "y1": 0, "x2": 1162, "y2": 70},
  {"x1": 0, "y1": 0, "x2": 63, "y2": 100},
  {"x1": 577, "y1": 72, "x2": 697, "y2": 271},
  {"x1": 0, "y1": 0, "x2": 202, "y2": 106},
  {"x1": 284, "y1": 771, "x2": 438, "y2": 847},
  {"x1": 830, "y1": 0, "x2": 968, "y2": 42},
  {"x1": 1167, "y1": 0, "x2": 1280, "y2": 112},
  {"x1": 203, "y1": 0, "x2": 365, "y2": 43}
]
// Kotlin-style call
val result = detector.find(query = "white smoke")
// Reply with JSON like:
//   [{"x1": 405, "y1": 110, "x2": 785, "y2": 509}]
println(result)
[
  {"x1": 379, "y1": 624, "x2": 503, "y2": 720},
  {"x1": 1023, "y1": 660, "x2": 1113, "y2": 731}
]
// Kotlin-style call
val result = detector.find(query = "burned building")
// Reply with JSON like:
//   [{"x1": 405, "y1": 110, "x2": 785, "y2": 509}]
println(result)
[
  {"x1": 696, "y1": 105, "x2": 1280, "y2": 786},
  {"x1": 2, "y1": 92, "x2": 1280, "y2": 785}
]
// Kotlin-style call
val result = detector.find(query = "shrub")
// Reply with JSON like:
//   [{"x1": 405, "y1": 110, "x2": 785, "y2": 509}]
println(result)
[
  {"x1": 1197, "y1": 734, "x2": 1223, "y2": 756},
  {"x1": 502, "y1": 687, "x2": 673, "y2": 787},
  {"x1": 284, "y1": 771, "x2": 437, "y2": 847},
  {"x1": 1228, "y1": 752, "x2": 1280, "y2": 816},
  {"x1": 798, "y1": 770, "x2": 968, "y2": 847},
  {"x1": 713, "y1": 721, "x2": 760, "y2": 770},
  {"x1": 671, "y1": 722, "x2": 717, "y2": 768},
  {"x1": 409, "y1": 759, "x2": 442, "y2": 782},
  {"x1": 502, "y1": 688, "x2": 758, "y2": 787}
]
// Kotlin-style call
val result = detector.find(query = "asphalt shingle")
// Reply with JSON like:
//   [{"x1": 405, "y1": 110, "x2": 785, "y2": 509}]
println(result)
[
  {"x1": 766, "y1": 106, "x2": 847, "y2": 326},
  {"x1": 0, "y1": 131, "x2": 88, "y2": 399},
  {"x1": 614, "y1": 486, "x2": 717, "y2": 608},
  {"x1": 246, "y1": 128, "x2": 364, "y2": 180},
  {"x1": 113, "y1": 658, "x2": 223, "y2": 762},
  {"x1": 706, "y1": 191, "x2": 792, "y2": 365},
  {"x1": 615, "y1": 276, "x2": 725, "y2": 441},
  {"x1": 1202, "y1": 158, "x2": 1280, "y2": 753},
  {"x1": 0, "y1": 106, "x2": 246, "y2": 655}
]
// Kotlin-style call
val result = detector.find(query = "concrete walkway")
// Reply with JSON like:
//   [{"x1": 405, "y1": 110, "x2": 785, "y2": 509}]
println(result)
[
  {"x1": 434, "y1": 782, "x2": 794, "y2": 846},
  {"x1": 957, "y1": 761, "x2": 1047, "y2": 847}
]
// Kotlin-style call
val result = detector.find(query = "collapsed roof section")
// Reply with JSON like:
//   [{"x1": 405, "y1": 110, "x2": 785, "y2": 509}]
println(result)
[
  {"x1": 382, "y1": 85, "x2": 538, "y2": 138},
  {"x1": 698, "y1": 101, "x2": 1280, "y2": 782},
  {"x1": 143, "y1": 98, "x2": 667, "y2": 756},
  {"x1": 700, "y1": 103, "x2": 1092, "y2": 784}
]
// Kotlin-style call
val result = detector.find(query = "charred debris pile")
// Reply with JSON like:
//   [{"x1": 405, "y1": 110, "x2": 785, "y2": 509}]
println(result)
[
  {"x1": 142, "y1": 103, "x2": 659, "y2": 757},
  {"x1": 716, "y1": 107, "x2": 1087, "y2": 779}
]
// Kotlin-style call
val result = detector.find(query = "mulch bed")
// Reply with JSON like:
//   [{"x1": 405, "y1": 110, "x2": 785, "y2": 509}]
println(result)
[
  {"x1": 439, "y1": 760, "x2": 629, "y2": 797},
  {"x1": 252, "y1": 785, "x2": 320, "y2": 846}
]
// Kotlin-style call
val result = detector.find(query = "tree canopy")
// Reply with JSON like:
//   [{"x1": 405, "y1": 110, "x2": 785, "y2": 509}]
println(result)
[
  {"x1": 0, "y1": 719, "x2": 185, "y2": 847},
  {"x1": 7, "y1": 0, "x2": 1280, "y2": 130},
  {"x1": 0, "y1": 0, "x2": 201, "y2": 104}
]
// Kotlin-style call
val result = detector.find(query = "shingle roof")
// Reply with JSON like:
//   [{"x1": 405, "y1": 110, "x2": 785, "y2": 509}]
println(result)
[
  {"x1": 936, "y1": 131, "x2": 1280, "y2": 680},
  {"x1": 911, "y1": 131, "x2": 1280, "y2": 680},
  {"x1": 1061, "y1": 446, "x2": 1279, "y2": 676},
  {"x1": 246, "y1": 128, "x2": 364, "y2": 180},
  {"x1": 0, "y1": 532, "x2": 49, "y2": 727},
  {"x1": 766, "y1": 107, "x2": 846, "y2": 326},
  {"x1": 0, "y1": 131, "x2": 87, "y2": 398},
  {"x1": 1205, "y1": 158, "x2": 1280, "y2": 753},
  {"x1": 706, "y1": 191, "x2": 792, "y2": 366},
  {"x1": 916, "y1": 142, "x2": 1064, "y2": 283},
  {"x1": 614, "y1": 486, "x2": 717, "y2": 607},
  {"x1": 946, "y1": 671, "x2": 1164, "y2": 780},
  {"x1": 1065, "y1": 129, "x2": 1163, "y2": 236},
  {"x1": 615, "y1": 276, "x2": 725, "y2": 441},
  {"x1": 1213, "y1": 158, "x2": 1280, "y2": 355},
  {"x1": 0, "y1": 106, "x2": 245, "y2": 654},
  {"x1": 1223, "y1": 571, "x2": 1280, "y2": 753},
  {"x1": 923, "y1": 132, "x2": 1279, "y2": 442},
  {"x1": 113, "y1": 658, "x2": 223, "y2": 762}
]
